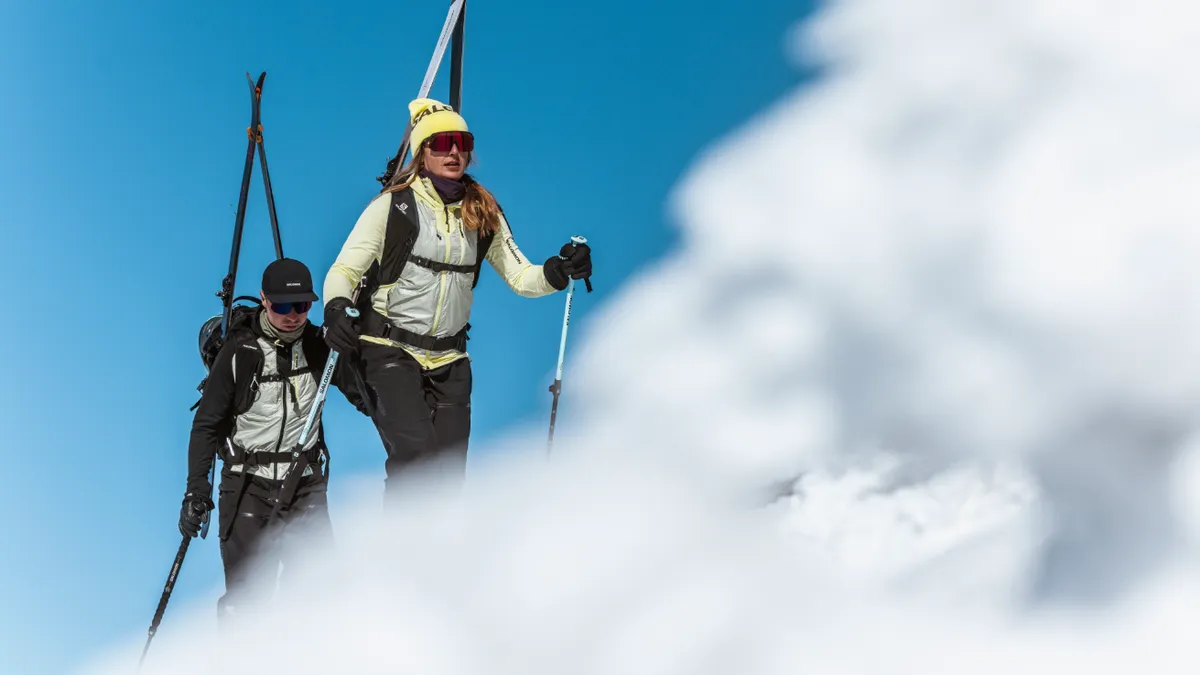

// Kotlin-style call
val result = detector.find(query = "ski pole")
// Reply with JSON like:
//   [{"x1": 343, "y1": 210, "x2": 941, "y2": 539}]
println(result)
[
  {"x1": 264, "y1": 306, "x2": 361, "y2": 525},
  {"x1": 296, "y1": 308, "x2": 359, "y2": 447},
  {"x1": 138, "y1": 533, "x2": 194, "y2": 671},
  {"x1": 547, "y1": 235, "x2": 589, "y2": 452}
]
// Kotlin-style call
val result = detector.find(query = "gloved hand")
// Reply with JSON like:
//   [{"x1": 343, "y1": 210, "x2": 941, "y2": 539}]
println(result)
[
  {"x1": 323, "y1": 297, "x2": 360, "y2": 355},
  {"x1": 179, "y1": 491, "x2": 214, "y2": 538},
  {"x1": 559, "y1": 241, "x2": 592, "y2": 280},
  {"x1": 543, "y1": 241, "x2": 592, "y2": 290}
]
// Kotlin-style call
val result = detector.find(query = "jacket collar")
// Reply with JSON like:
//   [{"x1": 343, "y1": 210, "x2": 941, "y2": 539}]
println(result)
[{"x1": 410, "y1": 175, "x2": 461, "y2": 211}]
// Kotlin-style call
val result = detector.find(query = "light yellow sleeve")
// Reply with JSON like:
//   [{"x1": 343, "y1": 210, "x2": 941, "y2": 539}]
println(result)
[
  {"x1": 484, "y1": 213, "x2": 558, "y2": 298},
  {"x1": 323, "y1": 194, "x2": 390, "y2": 302}
]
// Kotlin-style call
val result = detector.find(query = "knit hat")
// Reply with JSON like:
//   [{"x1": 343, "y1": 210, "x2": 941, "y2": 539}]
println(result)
[{"x1": 408, "y1": 98, "x2": 469, "y2": 157}]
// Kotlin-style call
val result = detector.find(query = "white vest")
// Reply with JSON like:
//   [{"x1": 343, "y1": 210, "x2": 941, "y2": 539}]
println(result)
[{"x1": 226, "y1": 335, "x2": 322, "y2": 481}]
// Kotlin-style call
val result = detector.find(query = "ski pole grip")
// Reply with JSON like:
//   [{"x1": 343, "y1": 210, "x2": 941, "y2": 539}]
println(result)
[{"x1": 570, "y1": 235, "x2": 593, "y2": 293}]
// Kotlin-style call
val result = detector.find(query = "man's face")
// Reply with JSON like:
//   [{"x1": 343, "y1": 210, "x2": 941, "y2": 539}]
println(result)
[{"x1": 262, "y1": 295, "x2": 310, "y2": 332}]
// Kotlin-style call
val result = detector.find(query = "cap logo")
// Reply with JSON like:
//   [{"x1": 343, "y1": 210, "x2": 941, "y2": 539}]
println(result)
[{"x1": 286, "y1": 282, "x2": 301, "y2": 287}]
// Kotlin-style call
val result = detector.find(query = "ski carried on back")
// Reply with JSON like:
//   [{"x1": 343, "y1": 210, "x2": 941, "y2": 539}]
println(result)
[
  {"x1": 141, "y1": 71, "x2": 287, "y2": 672},
  {"x1": 378, "y1": 0, "x2": 468, "y2": 189},
  {"x1": 195, "y1": 70, "x2": 288, "y2": 519},
  {"x1": 200, "y1": 72, "x2": 286, "y2": 363}
]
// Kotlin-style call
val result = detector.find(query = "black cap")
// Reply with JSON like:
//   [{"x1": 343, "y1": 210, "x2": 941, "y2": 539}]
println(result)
[{"x1": 261, "y1": 258, "x2": 319, "y2": 303}]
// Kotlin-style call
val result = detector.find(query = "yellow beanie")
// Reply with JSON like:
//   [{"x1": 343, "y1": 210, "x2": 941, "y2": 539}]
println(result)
[{"x1": 408, "y1": 98, "x2": 469, "y2": 157}]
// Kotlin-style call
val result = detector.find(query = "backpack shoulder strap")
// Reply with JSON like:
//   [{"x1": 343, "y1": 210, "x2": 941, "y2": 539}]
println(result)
[
  {"x1": 379, "y1": 187, "x2": 420, "y2": 286},
  {"x1": 356, "y1": 188, "x2": 420, "y2": 314},
  {"x1": 471, "y1": 201, "x2": 505, "y2": 289},
  {"x1": 228, "y1": 331, "x2": 264, "y2": 415}
]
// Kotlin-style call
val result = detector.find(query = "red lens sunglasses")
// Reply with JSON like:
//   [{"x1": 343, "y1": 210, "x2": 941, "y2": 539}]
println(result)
[{"x1": 427, "y1": 131, "x2": 474, "y2": 153}]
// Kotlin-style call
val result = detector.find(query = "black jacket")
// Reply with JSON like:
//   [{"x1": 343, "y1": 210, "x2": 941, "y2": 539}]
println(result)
[{"x1": 186, "y1": 314, "x2": 340, "y2": 494}]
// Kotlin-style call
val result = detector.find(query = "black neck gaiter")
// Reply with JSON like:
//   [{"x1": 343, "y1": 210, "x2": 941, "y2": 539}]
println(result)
[{"x1": 421, "y1": 170, "x2": 467, "y2": 203}]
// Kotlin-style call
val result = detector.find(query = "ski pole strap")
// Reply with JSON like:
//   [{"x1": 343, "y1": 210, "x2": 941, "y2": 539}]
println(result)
[{"x1": 294, "y1": 306, "x2": 359, "y2": 449}]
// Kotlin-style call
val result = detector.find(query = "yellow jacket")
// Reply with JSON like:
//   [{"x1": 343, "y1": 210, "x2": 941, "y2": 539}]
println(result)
[{"x1": 324, "y1": 176, "x2": 558, "y2": 369}]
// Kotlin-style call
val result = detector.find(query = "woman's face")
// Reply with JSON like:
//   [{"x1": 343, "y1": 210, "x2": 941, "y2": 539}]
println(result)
[{"x1": 423, "y1": 134, "x2": 470, "y2": 180}]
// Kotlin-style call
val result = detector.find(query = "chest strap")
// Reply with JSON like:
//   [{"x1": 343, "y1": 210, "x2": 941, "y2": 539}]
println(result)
[
  {"x1": 257, "y1": 365, "x2": 313, "y2": 384},
  {"x1": 408, "y1": 253, "x2": 476, "y2": 275}
]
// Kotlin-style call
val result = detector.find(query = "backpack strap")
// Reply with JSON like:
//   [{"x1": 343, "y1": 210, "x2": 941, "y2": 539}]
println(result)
[
  {"x1": 468, "y1": 197, "x2": 506, "y2": 289},
  {"x1": 371, "y1": 322, "x2": 471, "y2": 353},
  {"x1": 379, "y1": 188, "x2": 421, "y2": 286},
  {"x1": 351, "y1": 188, "x2": 420, "y2": 314},
  {"x1": 229, "y1": 337, "x2": 265, "y2": 416},
  {"x1": 355, "y1": 187, "x2": 492, "y2": 347},
  {"x1": 408, "y1": 253, "x2": 476, "y2": 275},
  {"x1": 472, "y1": 228, "x2": 496, "y2": 289}
]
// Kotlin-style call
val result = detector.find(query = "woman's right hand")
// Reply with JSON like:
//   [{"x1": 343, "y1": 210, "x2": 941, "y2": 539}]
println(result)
[{"x1": 322, "y1": 298, "x2": 361, "y2": 355}]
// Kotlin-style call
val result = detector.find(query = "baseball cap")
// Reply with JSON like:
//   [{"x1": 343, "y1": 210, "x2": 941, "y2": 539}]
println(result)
[{"x1": 261, "y1": 258, "x2": 319, "y2": 304}]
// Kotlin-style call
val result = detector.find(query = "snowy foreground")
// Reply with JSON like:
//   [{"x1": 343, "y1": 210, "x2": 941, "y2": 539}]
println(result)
[{"x1": 85, "y1": 0, "x2": 1200, "y2": 673}]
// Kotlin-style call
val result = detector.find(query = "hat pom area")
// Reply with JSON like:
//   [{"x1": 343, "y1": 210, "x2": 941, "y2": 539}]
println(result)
[
  {"x1": 408, "y1": 97, "x2": 440, "y2": 123},
  {"x1": 407, "y1": 98, "x2": 470, "y2": 157}
]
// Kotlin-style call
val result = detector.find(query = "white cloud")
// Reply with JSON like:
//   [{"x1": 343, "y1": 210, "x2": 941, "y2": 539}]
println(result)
[{"x1": 82, "y1": 0, "x2": 1200, "y2": 673}]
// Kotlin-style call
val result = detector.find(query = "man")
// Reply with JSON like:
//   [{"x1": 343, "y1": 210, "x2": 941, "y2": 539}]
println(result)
[{"x1": 179, "y1": 257, "x2": 336, "y2": 627}]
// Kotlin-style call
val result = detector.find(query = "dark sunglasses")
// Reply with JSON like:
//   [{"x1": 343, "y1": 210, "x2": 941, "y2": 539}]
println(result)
[
  {"x1": 427, "y1": 131, "x2": 474, "y2": 154},
  {"x1": 268, "y1": 300, "x2": 312, "y2": 315}
]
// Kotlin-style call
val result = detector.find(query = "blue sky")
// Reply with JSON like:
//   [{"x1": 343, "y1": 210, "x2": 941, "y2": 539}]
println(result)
[{"x1": 0, "y1": 1, "x2": 806, "y2": 671}]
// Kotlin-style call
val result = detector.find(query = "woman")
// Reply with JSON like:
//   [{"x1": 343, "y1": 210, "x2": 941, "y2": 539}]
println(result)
[{"x1": 322, "y1": 97, "x2": 592, "y2": 495}]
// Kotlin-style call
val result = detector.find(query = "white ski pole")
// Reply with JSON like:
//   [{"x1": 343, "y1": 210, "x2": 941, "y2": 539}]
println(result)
[{"x1": 297, "y1": 307, "x2": 360, "y2": 448}]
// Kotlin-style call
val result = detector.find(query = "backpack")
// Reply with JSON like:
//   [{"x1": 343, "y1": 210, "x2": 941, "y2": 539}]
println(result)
[
  {"x1": 192, "y1": 302, "x2": 261, "y2": 410},
  {"x1": 192, "y1": 301, "x2": 325, "y2": 413},
  {"x1": 331, "y1": 186, "x2": 499, "y2": 418}
]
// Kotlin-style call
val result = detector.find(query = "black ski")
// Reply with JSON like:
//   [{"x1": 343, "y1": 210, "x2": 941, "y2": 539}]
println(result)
[
  {"x1": 148, "y1": 71, "x2": 291, "y2": 670},
  {"x1": 220, "y1": 72, "x2": 285, "y2": 338},
  {"x1": 449, "y1": 0, "x2": 466, "y2": 113}
]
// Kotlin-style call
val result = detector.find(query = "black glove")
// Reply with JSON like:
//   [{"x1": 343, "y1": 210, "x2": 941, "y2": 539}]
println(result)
[
  {"x1": 179, "y1": 491, "x2": 214, "y2": 538},
  {"x1": 559, "y1": 241, "x2": 592, "y2": 280},
  {"x1": 323, "y1": 297, "x2": 360, "y2": 355},
  {"x1": 543, "y1": 241, "x2": 592, "y2": 290}
]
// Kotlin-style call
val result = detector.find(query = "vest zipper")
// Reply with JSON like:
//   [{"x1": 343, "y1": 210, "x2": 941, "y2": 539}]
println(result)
[
  {"x1": 272, "y1": 342, "x2": 291, "y2": 482},
  {"x1": 428, "y1": 204, "x2": 454, "y2": 353}
]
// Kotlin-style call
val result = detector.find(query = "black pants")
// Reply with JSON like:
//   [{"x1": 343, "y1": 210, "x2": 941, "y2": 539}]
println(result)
[
  {"x1": 360, "y1": 343, "x2": 473, "y2": 496},
  {"x1": 216, "y1": 469, "x2": 331, "y2": 628}
]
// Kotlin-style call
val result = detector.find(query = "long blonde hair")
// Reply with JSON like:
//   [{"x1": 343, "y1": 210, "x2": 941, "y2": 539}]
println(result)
[{"x1": 382, "y1": 143, "x2": 502, "y2": 236}]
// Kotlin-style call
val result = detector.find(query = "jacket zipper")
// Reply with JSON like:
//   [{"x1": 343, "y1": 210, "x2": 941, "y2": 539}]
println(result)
[
  {"x1": 428, "y1": 203, "x2": 454, "y2": 353},
  {"x1": 271, "y1": 341, "x2": 290, "y2": 481}
]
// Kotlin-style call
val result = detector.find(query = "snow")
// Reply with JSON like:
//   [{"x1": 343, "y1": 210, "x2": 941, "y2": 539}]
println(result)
[{"x1": 82, "y1": 0, "x2": 1200, "y2": 672}]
